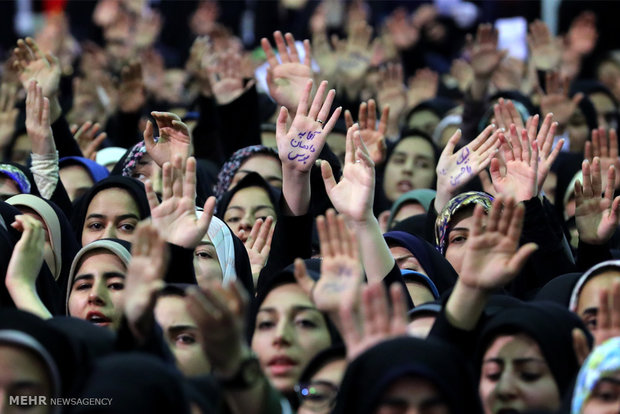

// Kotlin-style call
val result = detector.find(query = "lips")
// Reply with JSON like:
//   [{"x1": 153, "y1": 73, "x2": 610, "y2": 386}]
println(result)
[
  {"x1": 267, "y1": 356, "x2": 298, "y2": 376},
  {"x1": 397, "y1": 180, "x2": 413, "y2": 193},
  {"x1": 86, "y1": 311, "x2": 112, "y2": 327},
  {"x1": 496, "y1": 408, "x2": 521, "y2": 414}
]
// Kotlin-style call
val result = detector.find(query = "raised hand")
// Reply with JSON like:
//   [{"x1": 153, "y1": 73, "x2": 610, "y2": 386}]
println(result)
[
  {"x1": 5, "y1": 215, "x2": 52, "y2": 319},
  {"x1": 123, "y1": 223, "x2": 170, "y2": 341},
  {"x1": 344, "y1": 99, "x2": 388, "y2": 165},
  {"x1": 322, "y1": 124, "x2": 375, "y2": 223},
  {"x1": 406, "y1": 68, "x2": 438, "y2": 109},
  {"x1": 384, "y1": 8, "x2": 420, "y2": 50},
  {"x1": 118, "y1": 61, "x2": 146, "y2": 113},
  {"x1": 294, "y1": 210, "x2": 364, "y2": 315},
  {"x1": 206, "y1": 49, "x2": 255, "y2": 105},
  {"x1": 312, "y1": 31, "x2": 339, "y2": 83},
  {"x1": 243, "y1": 216, "x2": 274, "y2": 286},
  {"x1": 376, "y1": 62, "x2": 406, "y2": 137},
  {"x1": 13, "y1": 37, "x2": 61, "y2": 99},
  {"x1": 276, "y1": 79, "x2": 341, "y2": 173},
  {"x1": 335, "y1": 21, "x2": 373, "y2": 85},
  {"x1": 490, "y1": 125, "x2": 540, "y2": 202},
  {"x1": 146, "y1": 155, "x2": 216, "y2": 249},
  {"x1": 339, "y1": 282, "x2": 408, "y2": 362},
  {"x1": 585, "y1": 128, "x2": 620, "y2": 190},
  {"x1": 574, "y1": 157, "x2": 620, "y2": 245},
  {"x1": 25, "y1": 80, "x2": 56, "y2": 156},
  {"x1": 469, "y1": 24, "x2": 507, "y2": 81},
  {"x1": 143, "y1": 111, "x2": 193, "y2": 168},
  {"x1": 539, "y1": 71, "x2": 583, "y2": 131},
  {"x1": 70, "y1": 121, "x2": 107, "y2": 160},
  {"x1": 185, "y1": 36, "x2": 212, "y2": 96},
  {"x1": 434, "y1": 125, "x2": 500, "y2": 212},
  {"x1": 262, "y1": 31, "x2": 313, "y2": 114},
  {"x1": 592, "y1": 282, "x2": 620, "y2": 347},
  {"x1": 566, "y1": 11, "x2": 598, "y2": 56},
  {"x1": 450, "y1": 58, "x2": 473, "y2": 93},
  {"x1": 0, "y1": 83, "x2": 19, "y2": 151},
  {"x1": 185, "y1": 280, "x2": 250, "y2": 377},
  {"x1": 528, "y1": 20, "x2": 562, "y2": 71},
  {"x1": 459, "y1": 196, "x2": 538, "y2": 291}
]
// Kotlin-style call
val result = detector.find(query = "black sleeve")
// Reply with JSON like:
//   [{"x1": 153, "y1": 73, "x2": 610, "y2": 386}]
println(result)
[
  {"x1": 51, "y1": 115, "x2": 83, "y2": 159},
  {"x1": 165, "y1": 243, "x2": 198, "y2": 285},
  {"x1": 576, "y1": 240, "x2": 613, "y2": 271},
  {"x1": 428, "y1": 299, "x2": 486, "y2": 359},
  {"x1": 115, "y1": 316, "x2": 176, "y2": 365},
  {"x1": 106, "y1": 110, "x2": 143, "y2": 148},
  {"x1": 193, "y1": 94, "x2": 225, "y2": 165},
  {"x1": 48, "y1": 179, "x2": 73, "y2": 220},
  {"x1": 216, "y1": 84, "x2": 261, "y2": 160}
]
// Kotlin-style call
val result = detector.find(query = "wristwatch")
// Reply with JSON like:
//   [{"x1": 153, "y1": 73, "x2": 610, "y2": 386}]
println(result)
[{"x1": 216, "y1": 355, "x2": 263, "y2": 390}]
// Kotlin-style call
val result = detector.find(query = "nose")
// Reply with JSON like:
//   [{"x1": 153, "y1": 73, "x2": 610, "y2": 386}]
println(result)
[
  {"x1": 88, "y1": 280, "x2": 106, "y2": 306},
  {"x1": 402, "y1": 158, "x2": 414, "y2": 174},
  {"x1": 273, "y1": 319, "x2": 293, "y2": 347},
  {"x1": 495, "y1": 373, "x2": 518, "y2": 401},
  {"x1": 103, "y1": 224, "x2": 117, "y2": 239},
  {"x1": 238, "y1": 215, "x2": 254, "y2": 234}
]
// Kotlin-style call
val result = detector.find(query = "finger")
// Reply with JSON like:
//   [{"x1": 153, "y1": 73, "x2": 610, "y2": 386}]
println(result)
[
  {"x1": 316, "y1": 89, "x2": 336, "y2": 126},
  {"x1": 145, "y1": 179, "x2": 160, "y2": 210},
  {"x1": 600, "y1": 128, "x2": 610, "y2": 159},
  {"x1": 612, "y1": 281, "x2": 620, "y2": 332},
  {"x1": 198, "y1": 196, "x2": 216, "y2": 232},
  {"x1": 284, "y1": 33, "x2": 299, "y2": 62},
  {"x1": 308, "y1": 80, "x2": 328, "y2": 120},
  {"x1": 585, "y1": 140, "x2": 593, "y2": 162},
  {"x1": 598, "y1": 288, "x2": 611, "y2": 331},
  {"x1": 507, "y1": 242, "x2": 538, "y2": 276},
  {"x1": 497, "y1": 197, "x2": 515, "y2": 235},
  {"x1": 261, "y1": 37, "x2": 278, "y2": 67},
  {"x1": 171, "y1": 156, "x2": 184, "y2": 198},
  {"x1": 499, "y1": 132, "x2": 515, "y2": 162},
  {"x1": 486, "y1": 195, "x2": 504, "y2": 233},
  {"x1": 611, "y1": 129, "x2": 619, "y2": 158},
  {"x1": 274, "y1": 31, "x2": 290, "y2": 63},
  {"x1": 339, "y1": 295, "x2": 361, "y2": 349},
  {"x1": 521, "y1": 129, "x2": 531, "y2": 164},
  {"x1": 303, "y1": 39, "x2": 312, "y2": 66},
  {"x1": 489, "y1": 157, "x2": 502, "y2": 186},
  {"x1": 591, "y1": 157, "x2": 603, "y2": 196},
  {"x1": 509, "y1": 124, "x2": 523, "y2": 161},
  {"x1": 606, "y1": 165, "x2": 617, "y2": 203},
  {"x1": 506, "y1": 201, "x2": 525, "y2": 241},
  {"x1": 293, "y1": 258, "x2": 314, "y2": 296},
  {"x1": 389, "y1": 283, "x2": 408, "y2": 334},
  {"x1": 367, "y1": 99, "x2": 377, "y2": 131},
  {"x1": 25, "y1": 37, "x2": 46, "y2": 61},
  {"x1": 183, "y1": 157, "x2": 197, "y2": 200},
  {"x1": 358, "y1": 102, "x2": 368, "y2": 130},
  {"x1": 440, "y1": 129, "x2": 461, "y2": 160},
  {"x1": 245, "y1": 218, "x2": 262, "y2": 249},
  {"x1": 591, "y1": 128, "x2": 601, "y2": 158},
  {"x1": 143, "y1": 120, "x2": 155, "y2": 151},
  {"x1": 296, "y1": 79, "x2": 313, "y2": 117},
  {"x1": 322, "y1": 106, "x2": 342, "y2": 136},
  {"x1": 582, "y1": 159, "x2": 593, "y2": 198},
  {"x1": 377, "y1": 105, "x2": 390, "y2": 136},
  {"x1": 161, "y1": 161, "x2": 173, "y2": 200},
  {"x1": 336, "y1": 214, "x2": 351, "y2": 258},
  {"x1": 344, "y1": 109, "x2": 354, "y2": 130},
  {"x1": 572, "y1": 328, "x2": 591, "y2": 366},
  {"x1": 275, "y1": 106, "x2": 289, "y2": 141},
  {"x1": 326, "y1": 209, "x2": 342, "y2": 256},
  {"x1": 344, "y1": 124, "x2": 358, "y2": 166},
  {"x1": 470, "y1": 203, "x2": 485, "y2": 238},
  {"x1": 321, "y1": 160, "x2": 337, "y2": 195},
  {"x1": 316, "y1": 214, "x2": 331, "y2": 257},
  {"x1": 368, "y1": 282, "x2": 389, "y2": 335},
  {"x1": 471, "y1": 124, "x2": 496, "y2": 151}
]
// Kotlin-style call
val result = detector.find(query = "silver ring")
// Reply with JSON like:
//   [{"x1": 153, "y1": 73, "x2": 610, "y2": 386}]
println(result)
[{"x1": 317, "y1": 119, "x2": 324, "y2": 125}]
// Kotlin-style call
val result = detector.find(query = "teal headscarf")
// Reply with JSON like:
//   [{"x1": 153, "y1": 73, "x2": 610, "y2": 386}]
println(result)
[
  {"x1": 387, "y1": 189, "x2": 436, "y2": 229},
  {"x1": 572, "y1": 337, "x2": 620, "y2": 414}
]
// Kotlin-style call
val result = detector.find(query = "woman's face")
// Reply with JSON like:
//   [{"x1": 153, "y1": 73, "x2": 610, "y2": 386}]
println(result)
[
  {"x1": 230, "y1": 155, "x2": 283, "y2": 189},
  {"x1": 576, "y1": 269, "x2": 620, "y2": 332},
  {"x1": 383, "y1": 137, "x2": 436, "y2": 203},
  {"x1": 407, "y1": 110, "x2": 441, "y2": 136},
  {"x1": 251, "y1": 283, "x2": 332, "y2": 393},
  {"x1": 297, "y1": 358, "x2": 347, "y2": 414},
  {"x1": 390, "y1": 202, "x2": 426, "y2": 229},
  {"x1": 82, "y1": 188, "x2": 141, "y2": 246},
  {"x1": 193, "y1": 233, "x2": 224, "y2": 290},
  {"x1": 389, "y1": 246, "x2": 428, "y2": 275},
  {"x1": 67, "y1": 251, "x2": 127, "y2": 331},
  {"x1": 582, "y1": 370, "x2": 620, "y2": 414},
  {"x1": 223, "y1": 186, "x2": 276, "y2": 242},
  {"x1": 566, "y1": 108, "x2": 590, "y2": 153},
  {"x1": 154, "y1": 295, "x2": 211, "y2": 377},
  {"x1": 375, "y1": 377, "x2": 450, "y2": 414},
  {"x1": 444, "y1": 207, "x2": 482, "y2": 275},
  {"x1": 479, "y1": 333, "x2": 560, "y2": 414}
]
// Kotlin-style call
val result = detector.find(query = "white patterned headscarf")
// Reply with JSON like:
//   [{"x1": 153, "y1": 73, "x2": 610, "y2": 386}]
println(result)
[{"x1": 198, "y1": 212, "x2": 237, "y2": 285}]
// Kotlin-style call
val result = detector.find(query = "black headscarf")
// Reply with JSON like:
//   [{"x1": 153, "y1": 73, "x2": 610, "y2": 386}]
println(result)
[
  {"x1": 333, "y1": 336, "x2": 482, "y2": 414},
  {"x1": 534, "y1": 272, "x2": 582, "y2": 307},
  {"x1": 74, "y1": 353, "x2": 191, "y2": 414},
  {"x1": 383, "y1": 230, "x2": 458, "y2": 295},
  {"x1": 70, "y1": 176, "x2": 150, "y2": 245},
  {"x1": 215, "y1": 172, "x2": 281, "y2": 218},
  {"x1": 478, "y1": 301, "x2": 592, "y2": 397},
  {"x1": 298, "y1": 344, "x2": 346, "y2": 384}
]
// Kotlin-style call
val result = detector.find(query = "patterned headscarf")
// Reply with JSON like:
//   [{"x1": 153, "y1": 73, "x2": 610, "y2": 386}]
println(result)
[
  {"x1": 196, "y1": 212, "x2": 238, "y2": 285},
  {"x1": 120, "y1": 141, "x2": 147, "y2": 177},
  {"x1": 214, "y1": 145, "x2": 279, "y2": 201},
  {"x1": 434, "y1": 191, "x2": 494, "y2": 255},
  {"x1": 572, "y1": 337, "x2": 620, "y2": 414},
  {"x1": 0, "y1": 163, "x2": 31, "y2": 193}
]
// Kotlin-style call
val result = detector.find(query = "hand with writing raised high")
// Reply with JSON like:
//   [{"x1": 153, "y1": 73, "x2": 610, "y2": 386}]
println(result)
[
  {"x1": 434, "y1": 125, "x2": 500, "y2": 213},
  {"x1": 276, "y1": 79, "x2": 341, "y2": 174}
]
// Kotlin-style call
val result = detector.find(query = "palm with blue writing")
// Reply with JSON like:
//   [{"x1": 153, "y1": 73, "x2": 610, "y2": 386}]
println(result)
[
  {"x1": 276, "y1": 79, "x2": 341, "y2": 174},
  {"x1": 322, "y1": 124, "x2": 375, "y2": 223},
  {"x1": 434, "y1": 125, "x2": 500, "y2": 213}
]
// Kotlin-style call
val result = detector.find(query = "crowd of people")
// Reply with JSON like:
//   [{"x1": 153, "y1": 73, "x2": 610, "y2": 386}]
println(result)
[{"x1": 0, "y1": 0, "x2": 620, "y2": 413}]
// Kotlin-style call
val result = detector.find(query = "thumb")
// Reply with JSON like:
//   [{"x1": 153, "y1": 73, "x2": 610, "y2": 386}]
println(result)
[{"x1": 293, "y1": 258, "x2": 314, "y2": 296}]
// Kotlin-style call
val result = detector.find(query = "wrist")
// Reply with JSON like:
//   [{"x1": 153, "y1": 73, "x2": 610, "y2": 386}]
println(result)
[{"x1": 48, "y1": 95, "x2": 62, "y2": 124}]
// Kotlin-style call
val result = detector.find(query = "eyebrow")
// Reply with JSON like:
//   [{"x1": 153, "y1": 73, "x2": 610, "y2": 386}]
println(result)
[
  {"x1": 227, "y1": 205, "x2": 275, "y2": 213},
  {"x1": 86, "y1": 213, "x2": 140, "y2": 221},
  {"x1": 598, "y1": 378, "x2": 620, "y2": 386},
  {"x1": 258, "y1": 305, "x2": 319, "y2": 314},
  {"x1": 72, "y1": 272, "x2": 126, "y2": 284},
  {"x1": 167, "y1": 325, "x2": 197, "y2": 335},
  {"x1": 483, "y1": 357, "x2": 547, "y2": 364},
  {"x1": 582, "y1": 307, "x2": 598, "y2": 316}
]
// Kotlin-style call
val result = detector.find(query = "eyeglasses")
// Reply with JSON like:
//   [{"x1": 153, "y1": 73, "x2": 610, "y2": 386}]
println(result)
[{"x1": 294, "y1": 381, "x2": 339, "y2": 412}]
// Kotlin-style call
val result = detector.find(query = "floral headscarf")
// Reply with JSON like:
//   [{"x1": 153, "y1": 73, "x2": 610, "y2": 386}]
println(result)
[
  {"x1": 214, "y1": 145, "x2": 279, "y2": 201},
  {"x1": 434, "y1": 191, "x2": 493, "y2": 255},
  {"x1": 0, "y1": 163, "x2": 31, "y2": 193},
  {"x1": 572, "y1": 337, "x2": 620, "y2": 414},
  {"x1": 120, "y1": 141, "x2": 147, "y2": 177}
]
